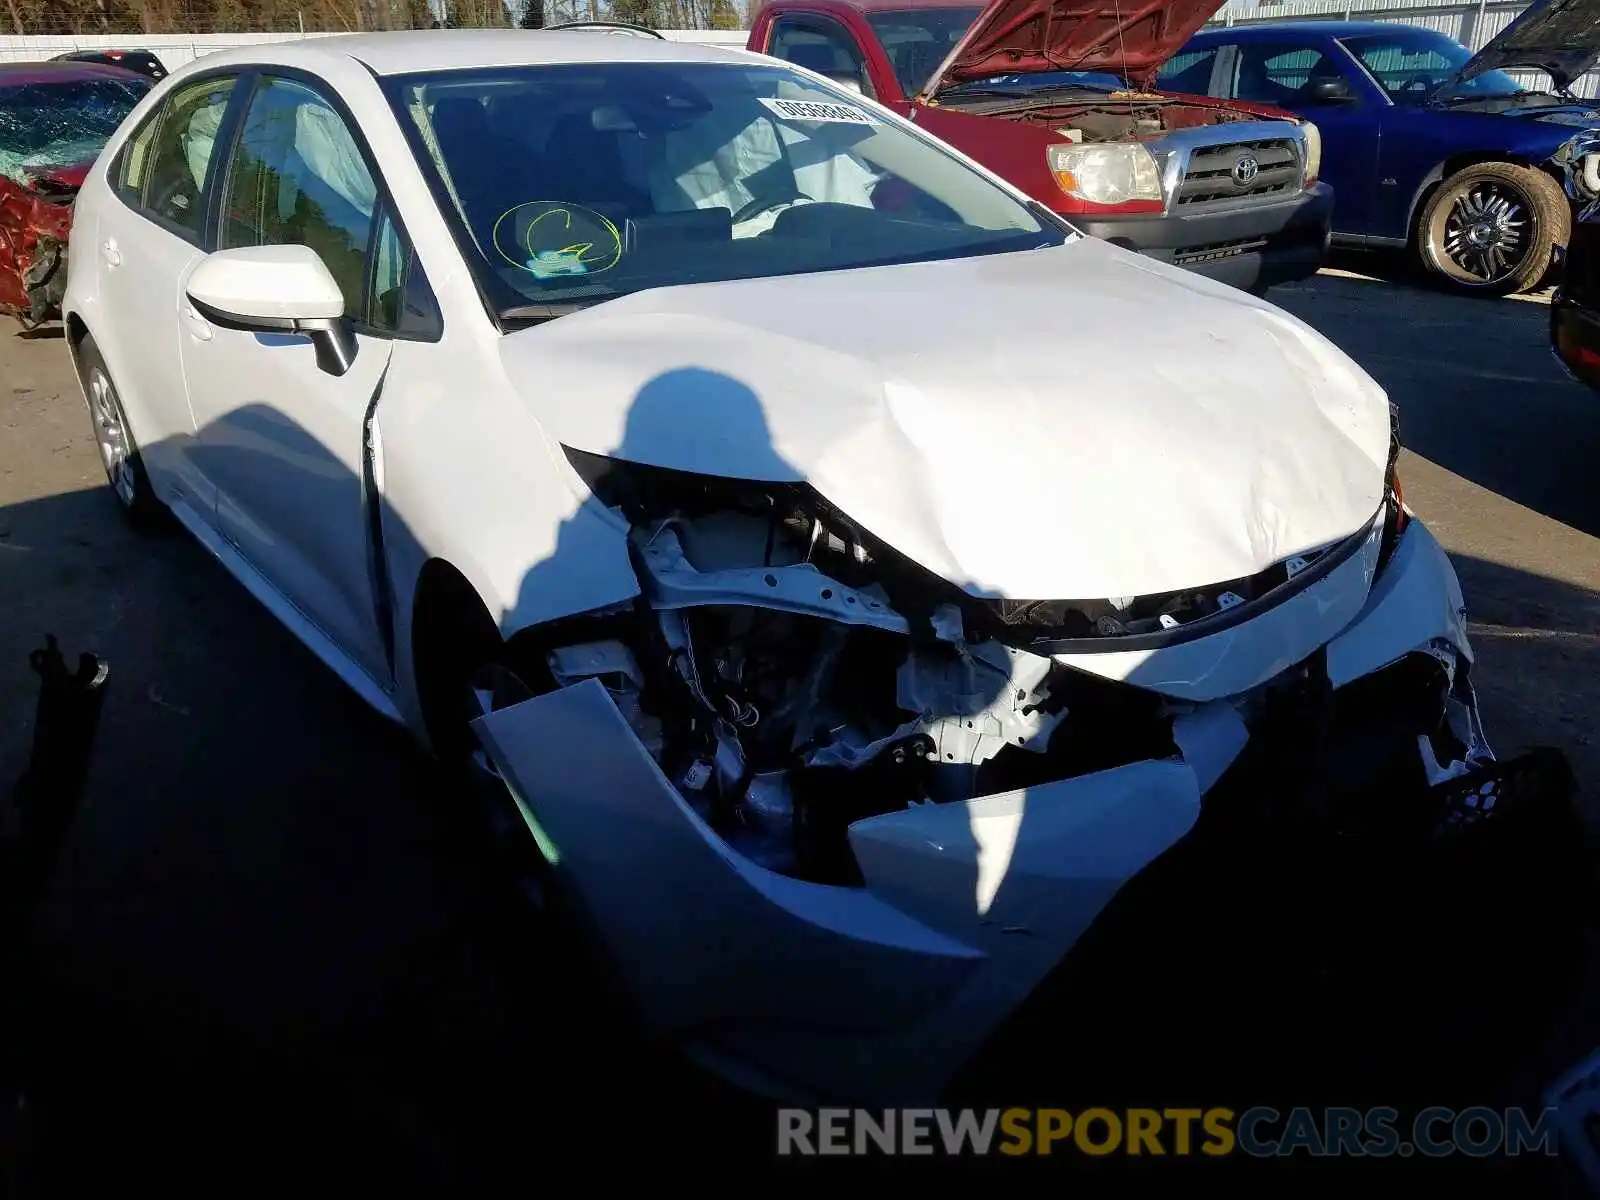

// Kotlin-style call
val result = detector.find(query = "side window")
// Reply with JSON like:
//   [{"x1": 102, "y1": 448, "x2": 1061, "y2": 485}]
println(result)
[
  {"x1": 767, "y1": 17, "x2": 874, "y2": 98},
  {"x1": 1157, "y1": 47, "x2": 1220, "y2": 95},
  {"x1": 125, "y1": 75, "x2": 236, "y2": 238},
  {"x1": 1232, "y1": 43, "x2": 1345, "y2": 106},
  {"x1": 218, "y1": 75, "x2": 381, "y2": 323},
  {"x1": 371, "y1": 211, "x2": 409, "y2": 332}
]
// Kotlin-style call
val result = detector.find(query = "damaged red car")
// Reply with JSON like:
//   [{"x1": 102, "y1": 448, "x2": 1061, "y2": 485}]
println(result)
[{"x1": 0, "y1": 61, "x2": 151, "y2": 330}]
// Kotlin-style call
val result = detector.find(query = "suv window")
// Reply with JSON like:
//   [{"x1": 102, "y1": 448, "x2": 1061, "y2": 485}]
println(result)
[
  {"x1": 1157, "y1": 47, "x2": 1220, "y2": 94},
  {"x1": 123, "y1": 75, "x2": 236, "y2": 238},
  {"x1": 218, "y1": 75, "x2": 386, "y2": 324},
  {"x1": 767, "y1": 16, "x2": 875, "y2": 97},
  {"x1": 1232, "y1": 43, "x2": 1344, "y2": 106}
]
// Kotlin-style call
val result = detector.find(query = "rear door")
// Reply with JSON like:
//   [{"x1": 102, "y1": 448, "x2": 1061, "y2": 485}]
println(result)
[{"x1": 95, "y1": 72, "x2": 241, "y2": 519}]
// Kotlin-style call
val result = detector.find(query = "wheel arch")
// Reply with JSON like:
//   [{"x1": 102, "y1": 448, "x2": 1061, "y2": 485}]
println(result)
[
  {"x1": 1406, "y1": 151, "x2": 1566, "y2": 243},
  {"x1": 407, "y1": 556, "x2": 504, "y2": 753}
]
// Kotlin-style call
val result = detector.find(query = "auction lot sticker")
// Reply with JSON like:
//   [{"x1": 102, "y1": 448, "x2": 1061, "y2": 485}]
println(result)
[{"x1": 759, "y1": 97, "x2": 879, "y2": 125}]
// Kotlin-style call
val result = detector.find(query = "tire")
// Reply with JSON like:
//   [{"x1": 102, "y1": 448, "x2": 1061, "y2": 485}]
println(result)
[
  {"x1": 75, "y1": 335, "x2": 167, "y2": 527},
  {"x1": 1417, "y1": 161, "x2": 1570, "y2": 296}
]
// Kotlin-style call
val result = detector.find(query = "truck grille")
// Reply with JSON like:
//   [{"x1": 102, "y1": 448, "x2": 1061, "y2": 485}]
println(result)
[{"x1": 1176, "y1": 138, "x2": 1302, "y2": 208}]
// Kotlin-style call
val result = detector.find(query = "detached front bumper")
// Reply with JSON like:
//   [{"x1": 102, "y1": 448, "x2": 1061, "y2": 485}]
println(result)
[
  {"x1": 470, "y1": 519, "x2": 1535, "y2": 1105},
  {"x1": 1070, "y1": 182, "x2": 1334, "y2": 292}
]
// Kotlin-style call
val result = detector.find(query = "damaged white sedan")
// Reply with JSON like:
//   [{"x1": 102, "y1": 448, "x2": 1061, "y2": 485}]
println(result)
[{"x1": 66, "y1": 31, "x2": 1495, "y2": 1102}]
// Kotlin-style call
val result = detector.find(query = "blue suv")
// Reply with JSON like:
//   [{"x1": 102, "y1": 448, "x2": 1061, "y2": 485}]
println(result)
[{"x1": 1182, "y1": 0, "x2": 1600, "y2": 294}]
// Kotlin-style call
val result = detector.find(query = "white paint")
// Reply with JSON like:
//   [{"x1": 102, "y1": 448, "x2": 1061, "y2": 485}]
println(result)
[
  {"x1": 185, "y1": 244, "x2": 346, "y2": 322},
  {"x1": 1324, "y1": 519, "x2": 1472, "y2": 686},
  {"x1": 509, "y1": 234, "x2": 1392, "y2": 601},
  {"x1": 1052, "y1": 516, "x2": 1385, "y2": 701}
]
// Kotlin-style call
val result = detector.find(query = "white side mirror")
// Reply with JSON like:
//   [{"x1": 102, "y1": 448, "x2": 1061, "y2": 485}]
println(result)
[{"x1": 186, "y1": 244, "x2": 357, "y2": 376}]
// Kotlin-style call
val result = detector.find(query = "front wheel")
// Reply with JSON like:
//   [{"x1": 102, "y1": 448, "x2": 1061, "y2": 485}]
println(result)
[{"x1": 1417, "y1": 162, "x2": 1570, "y2": 296}]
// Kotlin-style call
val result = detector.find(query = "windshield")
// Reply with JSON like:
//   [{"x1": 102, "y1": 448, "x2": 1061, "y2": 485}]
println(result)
[
  {"x1": 943, "y1": 69, "x2": 1127, "y2": 96},
  {"x1": 1338, "y1": 29, "x2": 1533, "y2": 104},
  {"x1": 0, "y1": 76, "x2": 149, "y2": 182},
  {"x1": 865, "y1": 7, "x2": 981, "y2": 95},
  {"x1": 386, "y1": 62, "x2": 1063, "y2": 319}
]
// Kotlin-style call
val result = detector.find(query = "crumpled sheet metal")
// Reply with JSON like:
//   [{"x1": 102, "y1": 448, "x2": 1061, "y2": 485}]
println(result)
[{"x1": 0, "y1": 174, "x2": 73, "y2": 315}]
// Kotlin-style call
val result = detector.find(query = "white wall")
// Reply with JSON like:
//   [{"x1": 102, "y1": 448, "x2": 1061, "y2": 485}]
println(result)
[{"x1": 0, "y1": 28, "x2": 746, "y2": 68}]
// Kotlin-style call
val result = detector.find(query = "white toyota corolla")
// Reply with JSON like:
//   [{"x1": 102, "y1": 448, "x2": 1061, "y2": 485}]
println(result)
[{"x1": 66, "y1": 29, "x2": 1494, "y2": 1102}]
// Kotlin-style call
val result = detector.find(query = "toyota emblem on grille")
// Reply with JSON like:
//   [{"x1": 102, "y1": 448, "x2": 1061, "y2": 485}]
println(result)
[{"x1": 1232, "y1": 153, "x2": 1260, "y2": 186}]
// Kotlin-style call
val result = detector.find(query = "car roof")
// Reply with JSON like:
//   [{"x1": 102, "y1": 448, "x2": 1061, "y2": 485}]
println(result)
[
  {"x1": 1192, "y1": 20, "x2": 1423, "y2": 38},
  {"x1": 189, "y1": 29, "x2": 766, "y2": 77},
  {"x1": 0, "y1": 59, "x2": 150, "y2": 85}
]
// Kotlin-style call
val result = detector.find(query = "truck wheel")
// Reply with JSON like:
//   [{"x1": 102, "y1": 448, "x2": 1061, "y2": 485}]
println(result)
[
  {"x1": 75, "y1": 335, "x2": 167, "y2": 527},
  {"x1": 1417, "y1": 162, "x2": 1569, "y2": 296}
]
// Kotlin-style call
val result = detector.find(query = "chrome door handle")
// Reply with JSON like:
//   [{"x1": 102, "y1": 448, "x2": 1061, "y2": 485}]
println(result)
[{"x1": 100, "y1": 238, "x2": 121, "y2": 268}]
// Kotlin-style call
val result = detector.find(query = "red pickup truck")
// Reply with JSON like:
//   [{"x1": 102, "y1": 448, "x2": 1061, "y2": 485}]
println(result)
[{"x1": 747, "y1": 0, "x2": 1335, "y2": 292}]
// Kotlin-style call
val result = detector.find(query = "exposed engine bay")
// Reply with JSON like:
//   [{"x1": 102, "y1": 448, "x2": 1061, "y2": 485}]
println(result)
[
  {"x1": 505, "y1": 450, "x2": 1482, "y2": 888},
  {"x1": 939, "y1": 91, "x2": 1258, "y2": 142}
]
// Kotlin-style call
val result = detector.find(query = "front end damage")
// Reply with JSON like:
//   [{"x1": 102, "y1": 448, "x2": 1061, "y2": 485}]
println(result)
[
  {"x1": 0, "y1": 171, "x2": 75, "y2": 329},
  {"x1": 470, "y1": 452, "x2": 1531, "y2": 1103}
]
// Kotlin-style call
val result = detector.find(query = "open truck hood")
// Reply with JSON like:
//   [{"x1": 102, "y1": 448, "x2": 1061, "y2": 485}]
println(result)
[
  {"x1": 923, "y1": 0, "x2": 1230, "y2": 95},
  {"x1": 500, "y1": 237, "x2": 1391, "y2": 603},
  {"x1": 1459, "y1": 0, "x2": 1600, "y2": 93}
]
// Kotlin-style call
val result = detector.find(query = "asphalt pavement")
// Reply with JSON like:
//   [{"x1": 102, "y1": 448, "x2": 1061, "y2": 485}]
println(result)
[{"x1": 0, "y1": 265, "x2": 1596, "y2": 1189}]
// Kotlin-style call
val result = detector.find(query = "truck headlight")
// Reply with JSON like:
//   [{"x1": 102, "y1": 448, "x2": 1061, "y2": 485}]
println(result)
[
  {"x1": 1583, "y1": 152, "x2": 1600, "y2": 197},
  {"x1": 1300, "y1": 120, "x2": 1322, "y2": 186},
  {"x1": 1046, "y1": 143, "x2": 1162, "y2": 206}
]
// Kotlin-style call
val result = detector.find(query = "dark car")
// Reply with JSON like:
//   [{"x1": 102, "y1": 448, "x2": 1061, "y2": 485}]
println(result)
[
  {"x1": 0, "y1": 61, "x2": 151, "y2": 328},
  {"x1": 1551, "y1": 205, "x2": 1600, "y2": 388},
  {"x1": 51, "y1": 48, "x2": 168, "y2": 81},
  {"x1": 1182, "y1": 0, "x2": 1600, "y2": 294}
]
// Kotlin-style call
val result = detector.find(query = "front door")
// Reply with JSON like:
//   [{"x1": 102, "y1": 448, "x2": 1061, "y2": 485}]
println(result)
[
  {"x1": 1224, "y1": 40, "x2": 1382, "y2": 236},
  {"x1": 177, "y1": 73, "x2": 400, "y2": 687}
]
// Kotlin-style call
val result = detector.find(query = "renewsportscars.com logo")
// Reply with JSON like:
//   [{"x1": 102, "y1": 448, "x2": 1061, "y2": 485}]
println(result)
[{"x1": 777, "y1": 1106, "x2": 1560, "y2": 1158}]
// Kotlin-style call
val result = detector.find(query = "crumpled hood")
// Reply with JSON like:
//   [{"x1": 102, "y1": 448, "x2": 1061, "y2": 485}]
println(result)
[
  {"x1": 927, "y1": 0, "x2": 1231, "y2": 94},
  {"x1": 500, "y1": 237, "x2": 1391, "y2": 601},
  {"x1": 1460, "y1": 0, "x2": 1600, "y2": 93}
]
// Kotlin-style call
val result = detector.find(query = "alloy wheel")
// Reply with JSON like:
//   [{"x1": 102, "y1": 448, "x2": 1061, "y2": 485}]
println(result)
[
  {"x1": 1438, "y1": 182, "x2": 1530, "y2": 287},
  {"x1": 88, "y1": 367, "x2": 136, "y2": 507}
]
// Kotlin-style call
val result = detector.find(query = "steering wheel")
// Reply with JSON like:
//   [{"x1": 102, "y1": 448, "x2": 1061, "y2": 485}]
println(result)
[
  {"x1": 1401, "y1": 73, "x2": 1439, "y2": 97},
  {"x1": 733, "y1": 191, "x2": 813, "y2": 224}
]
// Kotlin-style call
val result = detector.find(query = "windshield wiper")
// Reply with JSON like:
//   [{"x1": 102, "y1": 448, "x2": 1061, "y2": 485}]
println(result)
[{"x1": 499, "y1": 299, "x2": 609, "y2": 327}]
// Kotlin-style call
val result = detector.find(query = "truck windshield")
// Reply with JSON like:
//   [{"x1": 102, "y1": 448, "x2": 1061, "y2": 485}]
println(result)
[
  {"x1": 0, "y1": 76, "x2": 149, "y2": 182},
  {"x1": 865, "y1": 7, "x2": 982, "y2": 95},
  {"x1": 385, "y1": 61, "x2": 1064, "y2": 321}
]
